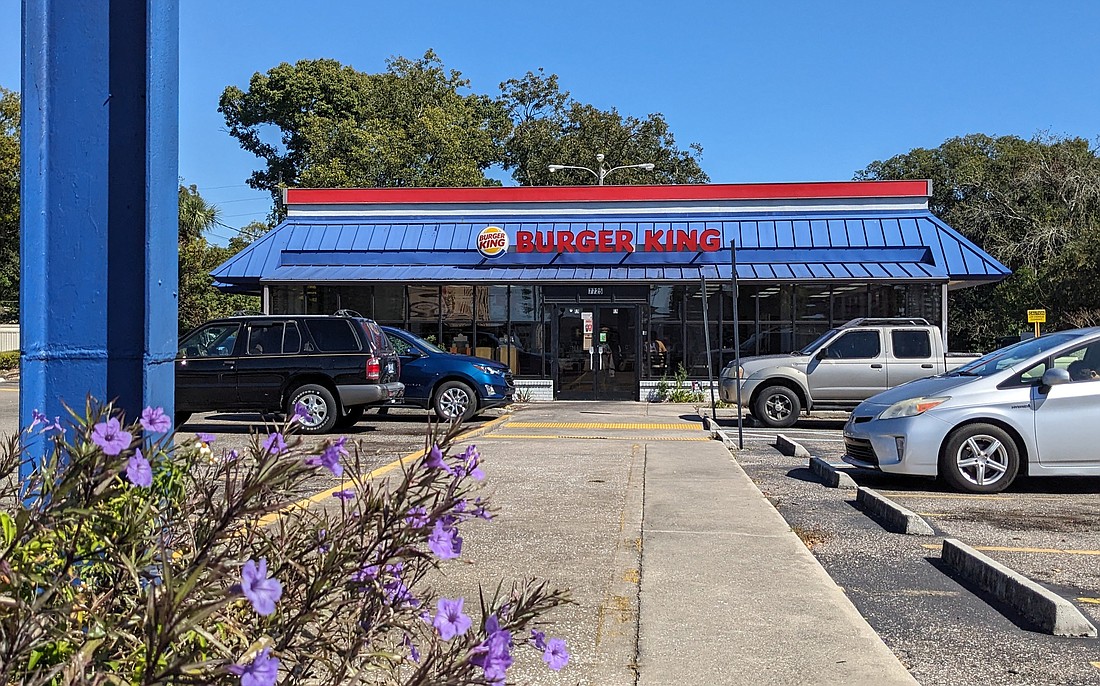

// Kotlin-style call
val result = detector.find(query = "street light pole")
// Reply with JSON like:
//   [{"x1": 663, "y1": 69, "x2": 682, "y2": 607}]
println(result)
[{"x1": 548, "y1": 153, "x2": 656, "y2": 185}]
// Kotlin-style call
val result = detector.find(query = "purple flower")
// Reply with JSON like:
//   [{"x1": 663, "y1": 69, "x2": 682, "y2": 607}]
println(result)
[
  {"x1": 471, "y1": 623, "x2": 513, "y2": 682},
  {"x1": 306, "y1": 436, "x2": 347, "y2": 476},
  {"x1": 28, "y1": 409, "x2": 48, "y2": 431},
  {"x1": 384, "y1": 577, "x2": 418, "y2": 608},
  {"x1": 196, "y1": 432, "x2": 216, "y2": 444},
  {"x1": 291, "y1": 402, "x2": 312, "y2": 423},
  {"x1": 472, "y1": 497, "x2": 493, "y2": 521},
  {"x1": 530, "y1": 629, "x2": 547, "y2": 650},
  {"x1": 140, "y1": 406, "x2": 172, "y2": 433},
  {"x1": 351, "y1": 564, "x2": 379, "y2": 583},
  {"x1": 227, "y1": 647, "x2": 279, "y2": 686},
  {"x1": 424, "y1": 444, "x2": 453, "y2": 474},
  {"x1": 240, "y1": 559, "x2": 282, "y2": 616},
  {"x1": 333, "y1": 488, "x2": 356, "y2": 501},
  {"x1": 91, "y1": 417, "x2": 132, "y2": 456},
  {"x1": 224, "y1": 449, "x2": 241, "y2": 463},
  {"x1": 405, "y1": 506, "x2": 429, "y2": 528},
  {"x1": 428, "y1": 521, "x2": 462, "y2": 559},
  {"x1": 126, "y1": 449, "x2": 153, "y2": 488},
  {"x1": 543, "y1": 637, "x2": 569, "y2": 671},
  {"x1": 433, "y1": 597, "x2": 472, "y2": 640},
  {"x1": 403, "y1": 634, "x2": 421, "y2": 663},
  {"x1": 263, "y1": 432, "x2": 287, "y2": 455},
  {"x1": 458, "y1": 444, "x2": 485, "y2": 480}
]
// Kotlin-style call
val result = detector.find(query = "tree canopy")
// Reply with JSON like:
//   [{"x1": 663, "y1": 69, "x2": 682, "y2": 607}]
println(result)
[
  {"x1": 0, "y1": 87, "x2": 19, "y2": 322},
  {"x1": 858, "y1": 133, "x2": 1100, "y2": 350},
  {"x1": 219, "y1": 54, "x2": 707, "y2": 207},
  {"x1": 219, "y1": 51, "x2": 510, "y2": 201},
  {"x1": 500, "y1": 69, "x2": 708, "y2": 186}
]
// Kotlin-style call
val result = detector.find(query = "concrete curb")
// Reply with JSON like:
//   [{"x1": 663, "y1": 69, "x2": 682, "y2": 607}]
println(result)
[
  {"x1": 775, "y1": 433, "x2": 810, "y2": 459},
  {"x1": 855, "y1": 487, "x2": 935, "y2": 535},
  {"x1": 809, "y1": 456, "x2": 858, "y2": 489},
  {"x1": 941, "y1": 539, "x2": 1098, "y2": 637}
]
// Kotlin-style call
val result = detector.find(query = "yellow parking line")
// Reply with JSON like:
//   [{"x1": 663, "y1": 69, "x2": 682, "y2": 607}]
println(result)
[
  {"x1": 507, "y1": 421, "x2": 695, "y2": 430},
  {"x1": 1091, "y1": 661, "x2": 1100, "y2": 671},
  {"x1": 1078, "y1": 598, "x2": 1100, "y2": 605},
  {"x1": 922, "y1": 544, "x2": 1100, "y2": 556},
  {"x1": 481, "y1": 433, "x2": 709, "y2": 441},
  {"x1": 892, "y1": 493, "x2": 1012, "y2": 501},
  {"x1": 255, "y1": 414, "x2": 510, "y2": 527},
  {"x1": 0, "y1": 388, "x2": 18, "y2": 393}
]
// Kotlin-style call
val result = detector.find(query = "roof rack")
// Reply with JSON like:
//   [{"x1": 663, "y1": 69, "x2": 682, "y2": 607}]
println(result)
[
  {"x1": 840, "y1": 317, "x2": 931, "y2": 328},
  {"x1": 333, "y1": 309, "x2": 365, "y2": 319},
  {"x1": 230, "y1": 309, "x2": 265, "y2": 317}
]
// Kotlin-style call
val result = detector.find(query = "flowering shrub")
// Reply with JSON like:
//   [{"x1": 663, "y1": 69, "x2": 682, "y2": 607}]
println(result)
[{"x1": 0, "y1": 400, "x2": 570, "y2": 685}]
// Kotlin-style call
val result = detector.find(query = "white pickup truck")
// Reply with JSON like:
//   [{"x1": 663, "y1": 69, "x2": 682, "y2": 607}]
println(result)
[{"x1": 718, "y1": 318, "x2": 981, "y2": 428}]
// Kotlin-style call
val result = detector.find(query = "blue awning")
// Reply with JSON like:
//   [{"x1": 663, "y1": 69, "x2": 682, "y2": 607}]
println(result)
[{"x1": 213, "y1": 210, "x2": 1008, "y2": 292}]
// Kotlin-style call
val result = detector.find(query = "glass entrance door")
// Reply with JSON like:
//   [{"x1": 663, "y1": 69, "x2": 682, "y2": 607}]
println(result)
[{"x1": 554, "y1": 304, "x2": 638, "y2": 400}]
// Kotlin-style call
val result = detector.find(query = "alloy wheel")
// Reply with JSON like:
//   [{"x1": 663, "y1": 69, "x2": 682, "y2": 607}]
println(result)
[{"x1": 954, "y1": 434, "x2": 1010, "y2": 487}]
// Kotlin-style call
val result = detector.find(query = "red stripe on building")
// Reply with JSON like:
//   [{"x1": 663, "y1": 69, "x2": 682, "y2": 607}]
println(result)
[{"x1": 284, "y1": 180, "x2": 932, "y2": 206}]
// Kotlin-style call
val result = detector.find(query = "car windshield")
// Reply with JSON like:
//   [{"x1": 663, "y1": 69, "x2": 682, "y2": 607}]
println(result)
[
  {"x1": 950, "y1": 331, "x2": 1087, "y2": 377},
  {"x1": 398, "y1": 330, "x2": 446, "y2": 354},
  {"x1": 800, "y1": 329, "x2": 839, "y2": 355}
]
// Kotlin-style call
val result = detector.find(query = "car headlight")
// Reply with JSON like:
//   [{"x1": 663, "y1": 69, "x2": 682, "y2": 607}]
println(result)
[
  {"x1": 878, "y1": 396, "x2": 950, "y2": 420},
  {"x1": 473, "y1": 364, "x2": 505, "y2": 376}
]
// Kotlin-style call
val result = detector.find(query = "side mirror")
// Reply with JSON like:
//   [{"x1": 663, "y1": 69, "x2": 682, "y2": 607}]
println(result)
[
  {"x1": 1040, "y1": 367, "x2": 1071, "y2": 391},
  {"x1": 815, "y1": 348, "x2": 827, "y2": 360},
  {"x1": 402, "y1": 348, "x2": 423, "y2": 358}
]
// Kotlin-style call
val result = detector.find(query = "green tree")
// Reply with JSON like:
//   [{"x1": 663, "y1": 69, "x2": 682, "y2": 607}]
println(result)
[
  {"x1": 177, "y1": 184, "x2": 259, "y2": 334},
  {"x1": 500, "y1": 69, "x2": 708, "y2": 186},
  {"x1": 219, "y1": 51, "x2": 510, "y2": 205},
  {"x1": 0, "y1": 87, "x2": 19, "y2": 322},
  {"x1": 857, "y1": 133, "x2": 1100, "y2": 351}
]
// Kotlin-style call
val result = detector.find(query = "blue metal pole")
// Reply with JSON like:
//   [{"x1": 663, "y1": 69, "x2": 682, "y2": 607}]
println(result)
[{"x1": 20, "y1": 0, "x2": 178, "y2": 478}]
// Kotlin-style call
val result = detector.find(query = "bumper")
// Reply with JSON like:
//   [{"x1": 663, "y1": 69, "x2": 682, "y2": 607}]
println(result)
[
  {"x1": 338, "y1": 381, "x2": 405, "y2": 409},
  {"x1": 479, "y1": 378, "x2": 515, "y2": 410},
  {"x1": 841, "y1": 408, "x2": 948, "y2": 477},
  {"x1": 719, "y1": 376, "x2": 761, "y2": 406}
]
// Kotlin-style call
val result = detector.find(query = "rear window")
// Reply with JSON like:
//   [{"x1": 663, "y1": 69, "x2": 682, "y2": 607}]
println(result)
[
  {"x1": 359, "y1": 320, "x2": 393, "y2": 354},
  {"x1": 891, "y1": 330, "x2": 932, "y2": 359},
  {"x1": 304, "y1": 319, "x2": 362, "y2": 352}
]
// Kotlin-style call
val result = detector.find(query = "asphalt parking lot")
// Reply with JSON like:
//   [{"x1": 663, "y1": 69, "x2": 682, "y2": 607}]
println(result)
[{"x1": 715, "y1": 412, "x2": 1100, "y2": 686}]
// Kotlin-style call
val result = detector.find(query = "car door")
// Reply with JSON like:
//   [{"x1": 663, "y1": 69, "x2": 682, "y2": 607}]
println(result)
[
  {"x1": 807, "y1": 329, "x2": 887, "y2": 401},
  {"x1": 386, "y1": 330, "x2": 433, "y2": 403},
  {"x1": 1032, "y1": 340, "x2": 1100, "y2": 467},
  {"x1": 887, "y1": 329, "x2": 939, "y2": 386},
  {"x1": 175, "y1": 322, "x2": 242, "y2": 411},
  {"x1": 234, "y1": 320, "x2": 296, "y2": 409}
]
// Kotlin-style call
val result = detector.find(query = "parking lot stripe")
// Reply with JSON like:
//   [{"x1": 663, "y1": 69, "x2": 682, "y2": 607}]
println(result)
[
  {"x1": 1077, "y1": 598, "x2": 1100, "y2": 605},
  {"x1": 1091, "y1": 661, "x2": 1100, "y2": 671},
  {"x1": 892, "y1": 493, "x2": 1012, "y2": 500},
  {"x1": 507, "y1": 421, "x2": 695, "y2": 430},
  {"x1": 481, "y1": 433, "x2": 710, "y2": 441},
  {"x1": 0, "y1": 388, "x2": 17, "y2": 393},
  {"x1": 255, "y1": 414, "x2": 511, "y2": 527},
  {"x1": 922, "y1": 544, "x2": 1100, "y2": 556}
]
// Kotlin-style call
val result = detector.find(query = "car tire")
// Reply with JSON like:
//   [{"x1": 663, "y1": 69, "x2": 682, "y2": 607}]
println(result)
[
  {"x1": 175, "y1": 412, "x2": 191, "y2": 428},
  {"x1": 433, "y1": 381, "x2": 477, "y2": 422},
  {"x1": 753, "y1": 386, "x2": 801, "y2": 428},
  {"x1": 940, "y1": 423, "x2": 1019, "y2": 493},
  {"x1": 287, "y1": 384, "x2": 338, "y2": 435},
  {"x1": 334, "y1": 406, "x2": 365, "y2": 431}
]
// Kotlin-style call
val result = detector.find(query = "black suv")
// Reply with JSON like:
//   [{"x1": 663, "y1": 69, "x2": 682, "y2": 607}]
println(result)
[{"x1": 175, "y1": 313, "x2": 403, "y2": 434}]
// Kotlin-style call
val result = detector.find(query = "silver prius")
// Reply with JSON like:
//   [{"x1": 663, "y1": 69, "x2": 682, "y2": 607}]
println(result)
[{"x1": 843, "y1": 327, "x2": 1100, "y2": 493}]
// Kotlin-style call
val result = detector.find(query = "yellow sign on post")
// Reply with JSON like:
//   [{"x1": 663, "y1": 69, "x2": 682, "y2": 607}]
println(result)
[{"x1": 1028, "y1": 309, "x2": 1046, "y2": 337}]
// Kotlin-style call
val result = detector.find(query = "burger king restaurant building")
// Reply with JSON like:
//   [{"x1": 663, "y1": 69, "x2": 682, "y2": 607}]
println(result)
[{"x1": 212, "y1": 181, "x2": 1009, "y2": 402}]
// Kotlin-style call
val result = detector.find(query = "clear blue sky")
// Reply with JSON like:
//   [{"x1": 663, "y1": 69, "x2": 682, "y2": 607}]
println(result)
[{"x1": 3, "y1": 2, "x2": 1099, "y2": 244}]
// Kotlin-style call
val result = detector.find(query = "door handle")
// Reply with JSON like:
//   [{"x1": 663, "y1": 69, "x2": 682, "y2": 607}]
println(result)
[
  {"x1": 921, "y1": 363, "x2": 934, "y2": 368},
  {"x1": 870, "y1": 364, "x2": 883, "y2": 369},
  {"x1": 223, "y1": 360, "x2": 236, "y2": 368}
]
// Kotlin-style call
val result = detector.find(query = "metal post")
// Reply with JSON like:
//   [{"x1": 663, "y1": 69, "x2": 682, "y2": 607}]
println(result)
[
  {"x1": 700, "y1": 274, "x2": 717, "y2": 421},
  {"x1": 21, "y1": 1, "x2": 179, "y2": 478},
  {"x1": 730, "y1": 240, "x2": 744, "y2": 449}
]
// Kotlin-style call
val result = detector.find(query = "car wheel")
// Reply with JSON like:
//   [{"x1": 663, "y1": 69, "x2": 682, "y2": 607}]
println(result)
[
  {"x1": 434, "y1": 381, "x2": 477, "y2": 422},
  {"x1": 334, "y1": 406, "x2": 365, "y2": 431},
  {"x1": 175, "y1": 412, "x2": 191, "y2": 428},
  {"x1": 940, "y1": 423, "x2": 1019, "y2": 493},
  {"x1": 753, "y1": 386, "x2": 801, "y2": 428},
  {"x1": 288, "y1": 384, "x2": 338, "y2": 435}
]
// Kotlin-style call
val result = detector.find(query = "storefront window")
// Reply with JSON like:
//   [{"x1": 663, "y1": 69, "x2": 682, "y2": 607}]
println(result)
[
  {"x1": 794, "y1": 285, "x2": 831, "y2": 323},
  {"x1": 756, "y1": 285, "x2": 792, "y2": 323},
  {"x1": 373, "y1": 284, "x2": 405, "y2": 324},
  {"x1": 833, "y1": 284, "x2": 868, "y2": 323},
  {"x1": 270, "y1": 286, "x2": 304, "y2": 314},
  {"x1": 407, "y1": 286, "x2": 440, "y2": 343}
]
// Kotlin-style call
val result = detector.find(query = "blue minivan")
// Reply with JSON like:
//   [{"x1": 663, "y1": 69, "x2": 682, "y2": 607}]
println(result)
[{"x1": 381, "y1": 326, "x2": 515, "y2": 421}]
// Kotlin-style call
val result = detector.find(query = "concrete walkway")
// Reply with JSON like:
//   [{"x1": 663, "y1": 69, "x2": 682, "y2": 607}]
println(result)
[{"x1": 442, "y1": 401, "x2": 918, "y2": 685}]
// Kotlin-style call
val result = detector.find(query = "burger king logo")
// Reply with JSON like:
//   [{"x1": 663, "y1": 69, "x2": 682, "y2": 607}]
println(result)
[{"x1": 477, "y1": 226, "x2": 509, "y2": 258}]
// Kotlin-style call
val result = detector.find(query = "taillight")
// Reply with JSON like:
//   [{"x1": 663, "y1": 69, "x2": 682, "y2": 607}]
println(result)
[{"x1": 366, "y1": 356, "x2": 381, "y2": 381}]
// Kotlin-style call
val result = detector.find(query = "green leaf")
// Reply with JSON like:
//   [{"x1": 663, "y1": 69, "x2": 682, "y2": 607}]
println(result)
[{"x1": 0, "y1": 511, "x2": 15, "y2": 545}]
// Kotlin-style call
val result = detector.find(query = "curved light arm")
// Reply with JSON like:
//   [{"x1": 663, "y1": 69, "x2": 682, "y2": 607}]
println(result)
[
  {"x1": 601, "y1": 162, "x2": 656, "y2": 184},
  {"x1": 548, "y1": 164, "x2": 599, "y2": 182}
]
